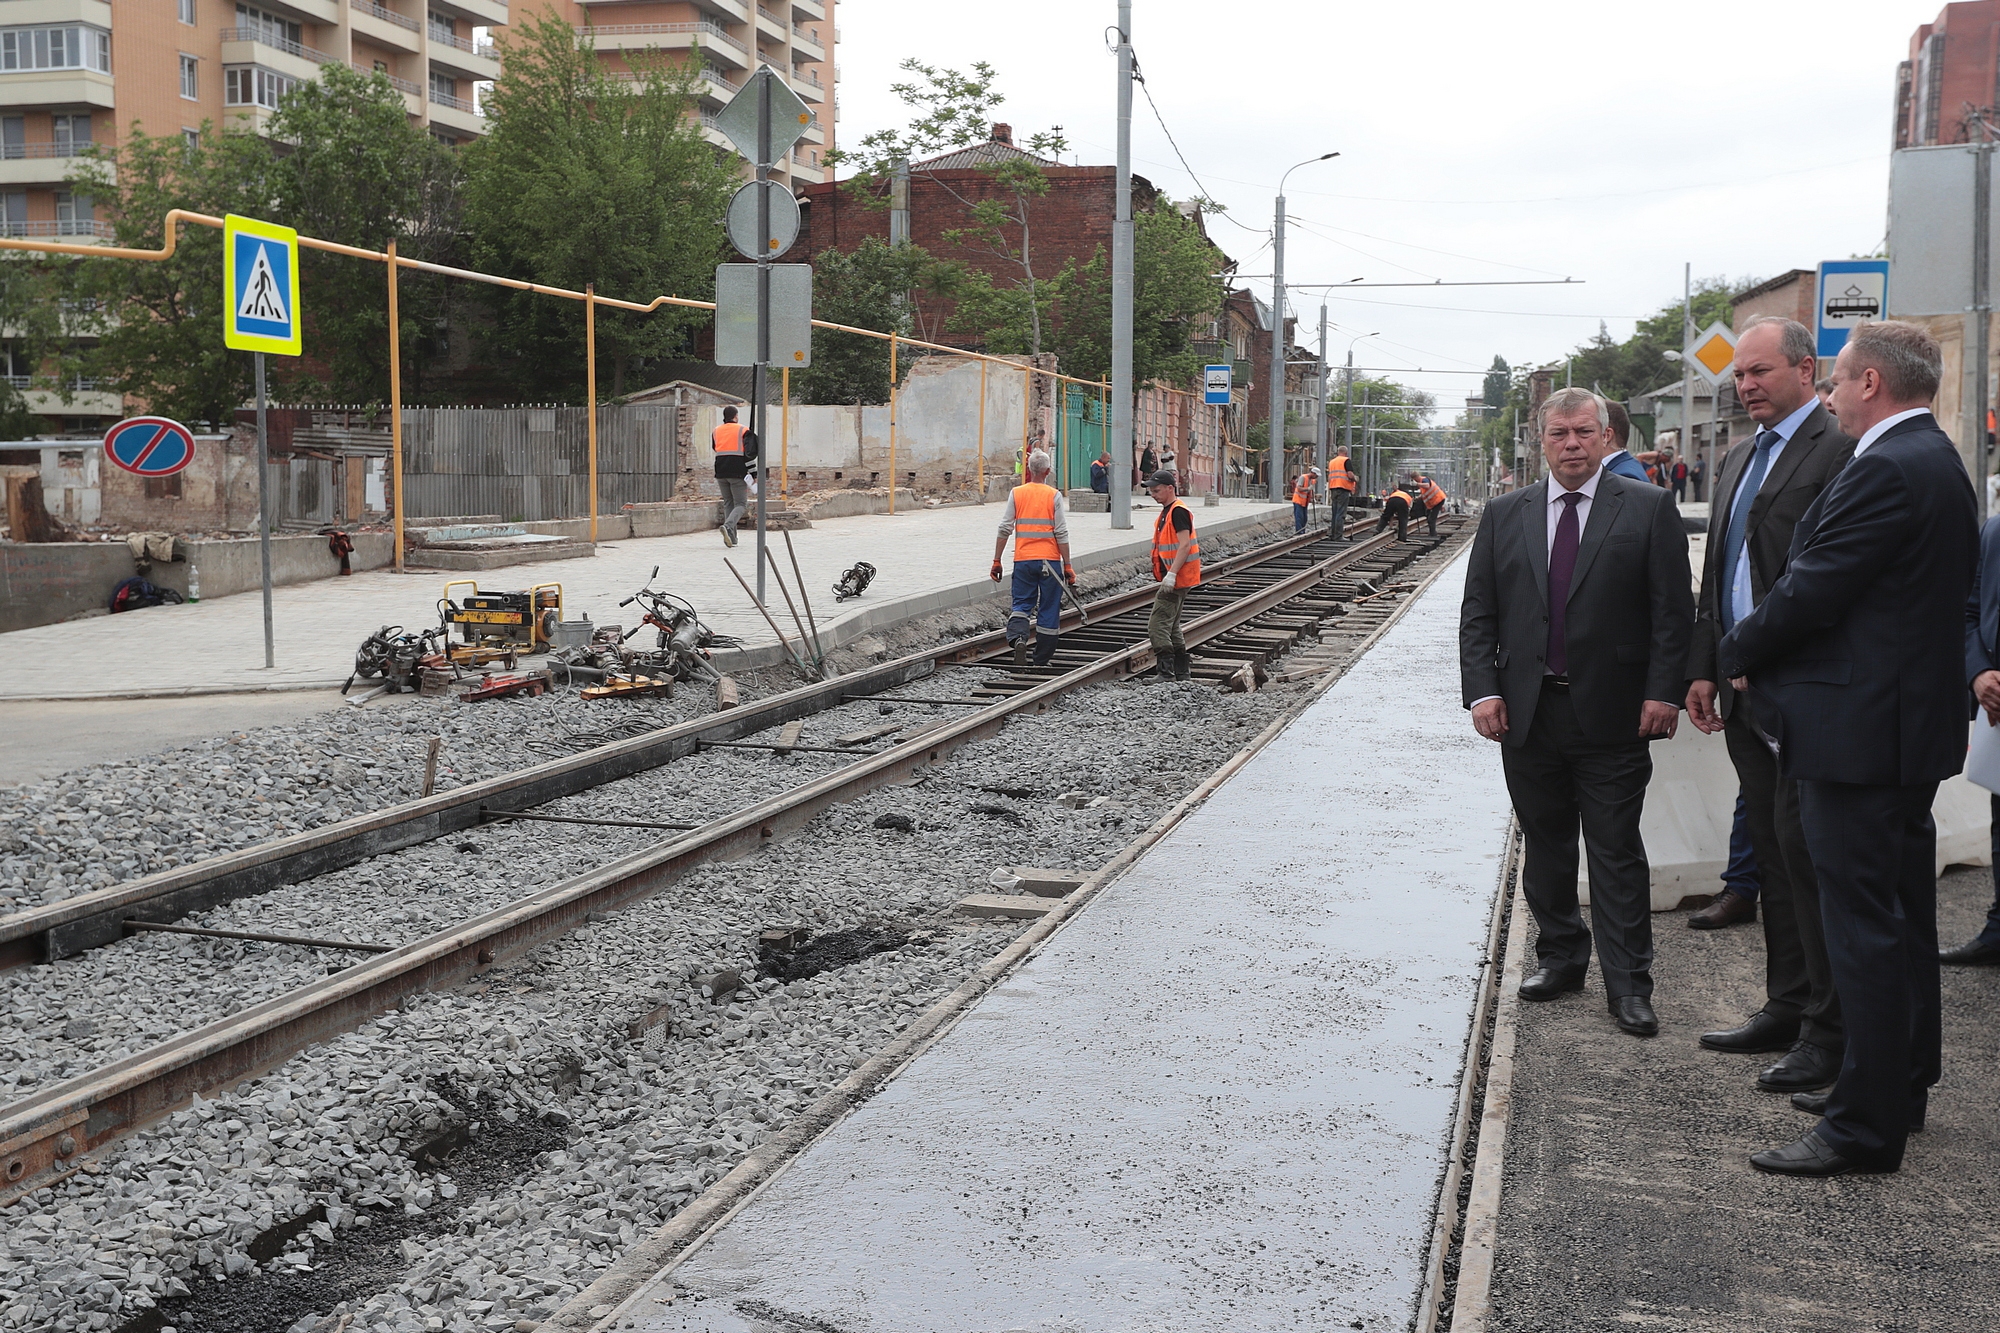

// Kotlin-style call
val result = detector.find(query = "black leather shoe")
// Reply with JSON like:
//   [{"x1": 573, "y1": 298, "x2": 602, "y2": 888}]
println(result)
[
  {"x1": 1519, "y1": 966, "x2": 1584, "y2": 1001},
  {"x1": 1610, "y1": 994, "x2": 1658, "y2": 1037},
  {"x1": 1750, "y1": 1129, "x2": 1892, "y2": 1176},
  {"x1": 1940, "y1": 938, "x2": 2000, "y2": 965},
  {"x1": 1687, "y1": 890, "x2": 1757, "y2": 929},
  {"x1": 1699, "y1": 1010, "x2": 1800, "y2": 1054},
  {"x1": 1757, "y1": 1040, "x2": 1841, "y2": 1093},
  {"x1": 1791, "y1": 1087, "x2": 1924, "y2": 1132}
]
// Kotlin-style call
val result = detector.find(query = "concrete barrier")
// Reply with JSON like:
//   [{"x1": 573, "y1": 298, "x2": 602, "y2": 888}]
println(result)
[{"x1": 625, "y1": 502, "x2": 724, "y2": 538}]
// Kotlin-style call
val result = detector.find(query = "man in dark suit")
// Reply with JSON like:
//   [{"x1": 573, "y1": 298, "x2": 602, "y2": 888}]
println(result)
[
  {"x1": 1461, "y1": 388, "x2": 1695, "y2": 1037},
  {"x1": 1951, "y1": 515, "x2": 2000, "y2": 965},
  {"x1": 1685, "y1": 317, "x2": 1855, "y2": 1095},
  {"x1": 1720, "y1": 320, "x2": 1978, "y2": 1176}
]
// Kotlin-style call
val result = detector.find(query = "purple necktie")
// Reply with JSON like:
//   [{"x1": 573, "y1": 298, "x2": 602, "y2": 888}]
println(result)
[{"x1": 1547, "y1": 491, "x2": 1583, "y2": 676}]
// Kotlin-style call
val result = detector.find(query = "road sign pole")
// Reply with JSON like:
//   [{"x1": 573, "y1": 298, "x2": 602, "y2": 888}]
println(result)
[
  {"x1": 1977, "y1": 135, "x2": 1993, "y2": 519},
  {"x1": 754, "y1": 70, "x2": 773, "y2": 606},
  {"x1": 254, "y1": 350, "x2": 274, "y2": 670},
  {"x1": 1109, "y1": 0, "x2": 1134, "y2": 530}
]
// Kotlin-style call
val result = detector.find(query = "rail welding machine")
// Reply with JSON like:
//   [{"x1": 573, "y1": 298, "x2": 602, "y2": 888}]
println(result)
[{"x1": 438, "y1": 580, "x2": 564, "y2": 666}]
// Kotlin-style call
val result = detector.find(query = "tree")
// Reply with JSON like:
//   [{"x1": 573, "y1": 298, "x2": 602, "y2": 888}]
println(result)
[
  {"x1": 268, "y1": 65, "x2": 462, "y2": 403},
  {"x1": 0, "y1": 252, "x2": 81, "y2": 437},
  {"x1": 792, "y1": 237, "x2": 933, "y2": 405},
  {"x1": 463, "y1": 13, "x2": 735, "y2": 399},
  {"x1": 66, "y1": 127, "x2": 281, "y2": 427},
  {"x1": 1483, "y1": 355, "x2": 1510, "y2": 407}
]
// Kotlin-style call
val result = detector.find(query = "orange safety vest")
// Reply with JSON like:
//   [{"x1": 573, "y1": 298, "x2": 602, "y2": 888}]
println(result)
[
  {"x1": 1327, "y1": 454, "x2": 1357, "y2": 491},
  {"x1": 1011, "y1": 482, "x2": 1062, "y2": 560},
  {"x1": 1152, "y1": 498, "x2": 1202, "y2": 588},
  {"x1": 712, "y1": 422, "x2": 746, "y2": 455},
  {"x1": 1291, "y1": 474, "x2": 1315, "y2": 507},
  {"x1": 1386, "y1": 489, "x2": 1412, "y2": 507},
  {"x1": 1419, "y1": 479, "x2": 1446, "y2": 508}
]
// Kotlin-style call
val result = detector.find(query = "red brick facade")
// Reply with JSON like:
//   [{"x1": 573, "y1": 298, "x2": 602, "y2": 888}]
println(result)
[{"x1": 1898, "y1": 2, "x2": 2000, "y2": 148}]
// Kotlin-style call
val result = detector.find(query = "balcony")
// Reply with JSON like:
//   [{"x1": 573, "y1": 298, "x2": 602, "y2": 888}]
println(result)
[
  {"x1": 252, "y1": 0, "x2": 340, "y2": 21},
  {"x1": 0, "y1": 142, "x2": 112, "y2": 187},
  {"x1": 2, "y1": 1, "x2": 111, "y2": 27},
  {"x1": 688, "y1": 0, "x2": 749, "y2": 21},
  {"x1": 788, "y1": 66, "x2": 821, "y2": 102},
  {"x1": 753, "y1": 3, "x2": 785, "y2": 44},
  {"x1": 0, "y1": 67, "x2": 114, "y2": 111},
  {"x1": 428, "y1": 0, "x2": 508, "y2": 27},
  {"x1": 577, "y1": 20, "x2": 749, "y2": 68},
  {"x1": 427, "y1": 87, "x2": 484, "y2": 136},
  {"x1": 790, "y1": 0, "x2": 823, "y2": 18},
  {"x1": 219, "y1": 26, "x2": 338, "y2": 83},
  {"x1": 790, "y1": 22, "x2": 822, "y2": 60},
  {"x1": 0, "y1": 218, "x2": 113, "y2": 240},
  {"x1": 349, "y1": 0, "x2": 422, "y2": 52},
  {"x1": 427, "y1": 24, "x2": 499, "y2": 79},
  {"x1": 350, "y1": 59, "x2": 421, "y2": 107}
]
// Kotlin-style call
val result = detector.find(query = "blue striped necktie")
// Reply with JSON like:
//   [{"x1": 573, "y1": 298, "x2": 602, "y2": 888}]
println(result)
[{"x1": 1719, "y1": 430, "x2": 1778, "y2": 634}]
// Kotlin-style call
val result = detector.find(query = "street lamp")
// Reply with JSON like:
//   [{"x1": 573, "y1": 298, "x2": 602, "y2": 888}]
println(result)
[
  {"x1": 1341, "y1": 330, "x2": 1377, "y2": 496},
  {"x1": 1270, "y1": 151, "x2": 1339, "y2": 500}
]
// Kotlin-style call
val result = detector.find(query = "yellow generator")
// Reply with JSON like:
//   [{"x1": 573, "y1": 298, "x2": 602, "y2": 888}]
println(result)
[{"x1": 439, "y1": 580, "x2": 564, "y2": 666}]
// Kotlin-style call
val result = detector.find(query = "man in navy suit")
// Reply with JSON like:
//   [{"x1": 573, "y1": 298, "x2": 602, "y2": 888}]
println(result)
[
  {"x1": 1719, "y1": 321, "x2": 1979, "y2": 1175},
  {"x1": 1951, "y1": 514, "x2": 2000, "y2": 964}
]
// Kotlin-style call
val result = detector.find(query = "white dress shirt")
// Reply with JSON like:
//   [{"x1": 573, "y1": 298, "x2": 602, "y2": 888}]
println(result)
[
  {"x1": 1727, "y1": 396, "x2": 1816, "y2": 627},
  {"x1": 1470, "y1": 472, "x2": 1605, "y2": 708},
  {"x1": 1850, "y1": 406, "x2": 1932, "y2": 458}
]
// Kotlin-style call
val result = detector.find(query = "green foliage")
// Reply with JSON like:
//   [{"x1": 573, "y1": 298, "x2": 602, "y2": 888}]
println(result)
[
  {"x1": 1482, "y1": 355, "x2": 1510, "y2": 407},
  {"x1": 825, "y1": 59, "x2": 1003, "y2": 179},
  {"x1": 268, "y1": 65, "x2": 462, "y2": 402},
  {"x1": 67, "y1": 126, "x2": 281, "y2": 427},
  {"x1": 462, "y1": 12, "x2": 735, "y2": 398},
  {"x1": 792, "y1": 238, "x2": 933, "y2": 404},
  {"x1": 0, "y1": 251, "x2": 79, "y2": 437}
]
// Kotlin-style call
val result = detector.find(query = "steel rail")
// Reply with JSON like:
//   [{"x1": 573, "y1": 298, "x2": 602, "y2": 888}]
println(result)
[
  {"x1": 0, "y1": 524, "x2": 1343, "y2": 971},
  {"x1": 0, "y1": 524, "x2": 1437, "y2": 1204}
]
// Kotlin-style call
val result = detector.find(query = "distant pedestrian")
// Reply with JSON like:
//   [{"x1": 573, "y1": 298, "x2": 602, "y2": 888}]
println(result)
[
  {"x1": 1140, "y1": 443, "x2": 1159, "y2": 479},
  {"x1": 1415, "y1": 474, "x2": 1447, "y2": 536},
  {"x1": 1815, "y1": 376, "x2": 1835, "y2": 411},
  {"x1": 1326, "y1": 447, "x2": 1357, "y2": 540},
  {"x1": 1600, "y1": 401, "x2": 1651, "y2": 482},
  {"x1": 1690, "y1": 455, "x2": 1707, "y2": 502},
  {"x1": 1146, "y1": 469, "x2": 1199, "y2": 681},
  {"x1": 990, "y1": 448, "x2": 1076, "y2": 669},
  {"x1": 1291, "y1": 467, "x2": 1317, "y2": 532},
  {"x1": 712, "y1": 405, "x2": 758, "y2": 548},
  {"x1": 1377, "y1": 486, "x2": 1412, "y2": 541},
  {"x1": 1672, "y1": 455, "x2": 1688, "y2": 502},
  {"x1": 1090, "y1": 452, "x2": 1110, "y2": 494}
]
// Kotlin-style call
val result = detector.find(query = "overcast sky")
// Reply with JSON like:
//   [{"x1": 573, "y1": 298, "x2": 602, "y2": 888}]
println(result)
[{"x1": 834, "y1": 0, "x2": 1923, "y2": 408}]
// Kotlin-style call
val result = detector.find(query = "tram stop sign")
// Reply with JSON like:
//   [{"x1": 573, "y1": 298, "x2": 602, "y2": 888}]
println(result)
[
  {"x1": 103, "y1": 416, "x2": 197, "y2": 477},
  {"x1": 1204, "y1": 364, "x2": 1233, "y2": 405},
  {"x1": 223, "y1": 214, "x2": 302, "y2": 356}
]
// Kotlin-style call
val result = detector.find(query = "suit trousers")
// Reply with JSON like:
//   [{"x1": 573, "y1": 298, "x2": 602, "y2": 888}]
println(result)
[
  {"x1": 1501, "y1": 683, "x2": 1656, "y2": 998},
  {"x1": 1795, "y1": 779, "x2": 1941, "y2": 1169},
  {"x1": 1722, "y1": 708, "x2": 1844, "y2": 1048}
]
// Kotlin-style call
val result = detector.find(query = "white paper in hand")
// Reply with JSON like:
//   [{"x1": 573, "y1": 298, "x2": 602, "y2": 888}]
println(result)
[{"x1": 1967, "y1": 714, "x2": 2000, "y2": 794}]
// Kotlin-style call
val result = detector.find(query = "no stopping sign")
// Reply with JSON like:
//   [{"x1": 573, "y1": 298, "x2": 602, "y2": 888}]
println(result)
[{"x1": 103, "y1": 417, "x2": 197, "y2": 477}]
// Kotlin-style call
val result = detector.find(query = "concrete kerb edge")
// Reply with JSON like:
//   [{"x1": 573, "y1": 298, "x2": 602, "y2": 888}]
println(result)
[
  {"x1": 4, "y1": 510, "x2": 1292, "y2": 702},
  {"x1": 1450, "y1": 851, "x2": 1533, "y2": 1333},
  {"x1": 554, "y1": 529, "x2": 1476, "y2": 1333}
]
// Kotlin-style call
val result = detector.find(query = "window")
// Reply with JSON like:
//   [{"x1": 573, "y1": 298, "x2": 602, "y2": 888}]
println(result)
[
  {"x1": 224, "y1": 64, "x2": 295, "y2": 108},
  {"x1": 53, "y1": 114, "x2": 90, "y2": 153},
  {"x1": 1, "y1": 117, "x2": 20, "y2": 161},
  {"x1": 373, "y1": 59, "x2": 387, "y2": 72},
  {"x1": 0, "y1": 26, "x2": 113, "y2": 74},
  {"x1": 179, "y1": 0, "x2": 196, "y2": 25},
  {"x1": 144, "y1": 474, "x2": 184, "y2": 500},
  {"x1": 0, "y1": 191, "x2": 23, "y2": 237},
  {"x1": 234, "y1": 5, "x2": 300, "y2": 49},
  {"x1": 54, "y1": 191, "x2": 93, "y2": 235},
  {"x1": 180, "y1": 53, "x2": 198, "y2": 100},
  {"x1": 182, "y1": 127, "x2": 199, "y2": 154}
]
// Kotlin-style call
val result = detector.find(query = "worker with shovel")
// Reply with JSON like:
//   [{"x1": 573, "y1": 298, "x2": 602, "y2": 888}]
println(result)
[{"x1": 990, "y1": 448, "x2": 1077, "y2": 668}]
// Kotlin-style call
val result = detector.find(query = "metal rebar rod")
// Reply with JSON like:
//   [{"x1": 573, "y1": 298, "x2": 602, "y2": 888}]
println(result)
[
  {"x1": 124, "y1": 921, "x2": 393, "y2": 953},
  {"x1": 724, "y1": 556, "x2": 811, "y2": 675},
  {"x1": 781, "y1": 528, "x2": 824, "y2": 664},
  {"x1": 697, "y1": 740, "x2": 878, "y2": 756},
  {"x1": 479, "y1": 809, "x2": 700, "y2": 831},
  {"x1": 764, "y1": 547, "x2": 819, "y2": 675},
  {"x1": 854, "y1": 695, "x2": 991, "y2": 706}
]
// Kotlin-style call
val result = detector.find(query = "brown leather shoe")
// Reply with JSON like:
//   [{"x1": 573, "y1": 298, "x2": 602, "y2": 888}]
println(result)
[{"x1": 1687, "y1": 889, "x2": 1757, "y2": 929}]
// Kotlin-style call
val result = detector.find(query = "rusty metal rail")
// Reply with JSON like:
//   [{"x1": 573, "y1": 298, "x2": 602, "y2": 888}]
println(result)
[{"x1": 0, "y1": 522, "x2": 1454, "y2": 1202}]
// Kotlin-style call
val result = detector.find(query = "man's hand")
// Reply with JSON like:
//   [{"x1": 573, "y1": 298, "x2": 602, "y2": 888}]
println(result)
[
  {"x1": 1686, "y1": 679, "x2": 1724, "y2": 735},
  {"x1": 1977, "y1": 669, "x2": 2000, "y2": 724},
  {"x1": 1063, "y1": 562, "x2": 1077, "y2": 588},
  {"x1": 990, "y1": 560, "x2": 1003, "y2": 583},
  {"x1": 1472, "y1": 698, "x2": 1508, "y2": 742},
  {"x1": 1729, "y1": 675, "x2": 1749, "y2": 694},
  {"x1": 1639, "y1": 700, "x2": 1679, "y2": 739}
]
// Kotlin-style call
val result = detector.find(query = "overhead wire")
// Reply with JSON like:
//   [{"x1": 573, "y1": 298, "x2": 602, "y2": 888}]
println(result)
[{"x1": 1128, "y1": 50, "x2": 1268, "y2": 236}]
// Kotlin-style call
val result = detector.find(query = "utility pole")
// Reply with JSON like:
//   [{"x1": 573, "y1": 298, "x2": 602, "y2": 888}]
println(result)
[
  {"x1": 1315, "y1": 304, "x2": 1329, "y2": 522},
  {"x1": 1109, "y1": 0, "x2": 1134, "y2": 528},
  {"x1": 1342, "y1": 352, "x2": 1357, "y2": 494},
  {"x1": 1271, "y1": 152, "x2": 1336, "y2": 503},
  {"x1": 1680, "y1": 262, "x2": 1693, "y2": 478},
  {"x1": 1976, "y1": 119, "x2": 1993, "y2": 518}
]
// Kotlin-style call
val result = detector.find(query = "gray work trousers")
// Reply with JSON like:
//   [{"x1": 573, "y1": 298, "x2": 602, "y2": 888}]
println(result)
[
  {"x1": 718, "y1": 477, "x2": 749, "y2": 538},
  {"x1": 1327, "y1": 488, "x2": 1352, "y2": 539},
  {"x1": 1149, "y1": 584, "x2": 1189, "y2": 655}
]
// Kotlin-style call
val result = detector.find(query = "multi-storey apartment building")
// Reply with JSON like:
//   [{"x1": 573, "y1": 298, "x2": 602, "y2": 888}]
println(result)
[
  {"x1": 1895, "y1": 0, "x2": 2000, "y2": 148},
  {"x1": 557, "y1": 0, "x2": 836, "y2": 190}
]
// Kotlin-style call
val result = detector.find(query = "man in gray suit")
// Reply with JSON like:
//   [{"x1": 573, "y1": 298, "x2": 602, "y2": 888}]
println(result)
[
  {"x1": 1461, "y1": 388, "x2": 1696, "y2": 1036},
  {"x1": 1685, "y1": 317, "x2": 1854, "y2": 1095}
]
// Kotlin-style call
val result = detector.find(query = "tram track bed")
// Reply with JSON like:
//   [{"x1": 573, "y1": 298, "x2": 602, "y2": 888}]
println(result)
[{"x1": 1, "y1": 523, "x2": 1473, "y2": 1333}]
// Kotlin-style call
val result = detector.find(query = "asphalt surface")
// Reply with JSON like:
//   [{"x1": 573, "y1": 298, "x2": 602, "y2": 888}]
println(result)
[{"x1": 1489, "y1": 864, "x2": 2000, "y2": 1332}]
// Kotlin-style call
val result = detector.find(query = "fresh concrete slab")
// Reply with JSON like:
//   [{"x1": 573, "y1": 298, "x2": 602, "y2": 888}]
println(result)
[
  {"x1": 952, "y1": 892, "x2": 1060, "y2": 920},
  {"x1": 618, "y1": 551, "x2": 1514, "y2": 1333}
]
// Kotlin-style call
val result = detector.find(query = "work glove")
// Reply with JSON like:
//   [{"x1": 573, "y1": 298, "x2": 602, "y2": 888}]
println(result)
[
  {"x1": 990, "y1": 560, "x2": 1003, "y2": 583},
  {"x1": 1063, "y1": 563, "x2": 1077, "y2": 588}
]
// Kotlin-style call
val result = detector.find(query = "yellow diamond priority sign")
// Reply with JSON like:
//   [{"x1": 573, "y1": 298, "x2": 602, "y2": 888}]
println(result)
[{"x1": 1687, "y1": 321, "x2": 1736, "y2": 385}]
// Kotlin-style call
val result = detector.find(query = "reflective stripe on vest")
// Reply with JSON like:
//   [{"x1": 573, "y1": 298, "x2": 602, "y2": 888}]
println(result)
[
  {"x1": 1292, "y1": 475, "x2": 1314, "y2": 506},
  {"x1": 1012, "y1": 483, "x2": 1061, "y2": 560},
  {"x1": 1327, "y1": 455, "x2": 1357, "y2": 491},
  {"x1": 713, "y1": 422, "x2": 745, "y2": 455},
  {"x1": 1420, "y1": 480, "x2": 1445, "y2": 507},
  {"x1": 1387, "y1": 490, "x2": 1412, "y2": 506},
  {"x1": 1152, "y1": 498, "x2": 1202, "y2": 588}
]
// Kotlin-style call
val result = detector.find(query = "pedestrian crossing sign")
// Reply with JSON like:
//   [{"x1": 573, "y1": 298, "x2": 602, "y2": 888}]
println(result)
[{"x1": 223, "y1": 214, "x2": 301, "y2": 355}]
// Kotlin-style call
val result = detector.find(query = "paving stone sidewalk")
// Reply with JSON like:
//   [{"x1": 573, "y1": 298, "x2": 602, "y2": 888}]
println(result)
[{"x1": 0, "y1": 498, "x2": 1287, "y2": 701}]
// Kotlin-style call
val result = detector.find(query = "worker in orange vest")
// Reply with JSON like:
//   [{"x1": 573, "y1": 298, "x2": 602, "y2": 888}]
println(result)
[
  {"x1": 1415, "y1": 474, "x2": 1448, "y2": 536},
  {"x1": 711, "y1": 405, "x2": 758, "y2": 548},
  {"x1": 1147, "y1": 468, "x2": 1201, "y2": 681},
  {"x1": 990, "y1": 448, "x2": 1077, "y2": 668},
  {"x1": 1290, "y1": 466, "x2": 1317, "y2": 533},
  {"x1": 1325, "y1": 450, "x2": 1357, "y2": 541},
  {"x1": 1378, "y1": 486, "x2": 1413, "y2": 541}
]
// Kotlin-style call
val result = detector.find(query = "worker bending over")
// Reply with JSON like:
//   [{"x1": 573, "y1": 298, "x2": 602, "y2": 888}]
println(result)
[
  {"x1": 1326, "y1": 449, "x2": 1357, "y2": 540},
  {"x1": 711, "y1": 406, "x2": 758, "y2": 548},
  {"x1": 1147, "y1": 468, "x2": 1201, "y2": 681},
  {"x1": 1291, "y1": 466, "x2": 1318, "y2": 533},
  {"x1": 990, "y1": 448, "x2": 1077, "y2": 667},
  {"x1": 1378, "y1": 486, "x2": 1413, "y2": 541},
  {"x1": 1415, "y1": 474, "x2": 1448, "y2": 536}
]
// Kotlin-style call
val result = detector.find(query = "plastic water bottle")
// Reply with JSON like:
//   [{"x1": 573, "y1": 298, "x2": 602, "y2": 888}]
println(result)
[{"x1": 187, "y1": 564, "x2": 200, "y2": 604}]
